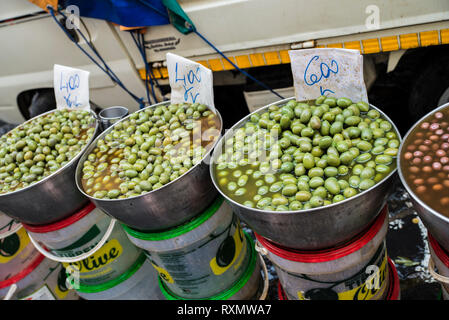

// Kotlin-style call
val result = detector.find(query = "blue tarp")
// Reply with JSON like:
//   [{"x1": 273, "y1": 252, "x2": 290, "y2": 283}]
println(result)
[{"x1": 60, "y1": 0, "x2": 170, "y2": 28}]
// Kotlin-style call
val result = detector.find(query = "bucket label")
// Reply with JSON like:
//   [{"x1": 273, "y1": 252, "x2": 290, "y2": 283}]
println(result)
[
  {"x1": 21, "y1": 285, "x2": 56, "y2": 300},
  {"x1": 209, "y1": 225, "x2": 246, "y2": 276},
  {"x1": 145, "y1": 213, "x2": 251, "y2": 298},
  {"x1": 52, "y1": 225, "x2": 102, "y2": 258},
  {"x1": 0, "y1": 228, "x2": 30, "y2": 264},
  {"x1": 63, "y1": 238, "x2": 122, "y2": 274},
  {"x1": 293, "y1": 244, "x2": 389, "y2": 300}
]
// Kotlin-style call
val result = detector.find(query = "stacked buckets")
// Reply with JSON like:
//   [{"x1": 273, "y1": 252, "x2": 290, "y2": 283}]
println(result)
[
  {"x1": 0, "y1": 108, "x2": 161, "y2": 300},
  {"x1": 122, "y1": 196, "x2": 266, "y2": 300},
  {"x1": 22, "y1": 203, "x2": 162, "y2": 300},
  {"x1": 210, "y1": 98, "x2": 402, "y2": 300},
  {"x1": 72, "y1": 101, "x2": 267, "y2": 300},
  {"x1": 0, "y1": 227, "x2": 78, "y2": 300}
]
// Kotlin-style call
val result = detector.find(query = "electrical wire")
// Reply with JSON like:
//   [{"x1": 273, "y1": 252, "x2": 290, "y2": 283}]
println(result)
[
  {"x1": 47, "y1": 6, "x2": 145, "y2": 107},
  {"x1": 135, "y1": 0, "x2": 284, "y2": 99}
]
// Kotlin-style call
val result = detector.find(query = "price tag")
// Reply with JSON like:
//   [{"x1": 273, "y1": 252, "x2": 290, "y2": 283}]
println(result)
[
  {"x1": 166, "y1": 53, "x2": 215, "y2": 112},
  {"x1": 54, "y1": 64, "x2": 90, "y2": 111},
  {"x1": 289, "y1": 48, "x2": 368, "y2": 102}
]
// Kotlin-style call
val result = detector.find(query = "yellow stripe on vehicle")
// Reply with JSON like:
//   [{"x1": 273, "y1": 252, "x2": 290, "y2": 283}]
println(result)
[
  {"x1": 264, "y1": 51, "x2": 281, "y2": 65},
  {"x1": 279, "y1": 50, "x2": 291, "y2": 64},
  {"x1": 399, "y1": 33, "x2": 419, "y2": 49},
  {"x1": 344, "y1": 41, "x2": 362, "y2": 51},
  {"x1": 380, "y1": 36, "x2": 399, "y2": 52},
  {"x1": 208, "y1": 58, "x2": 224, "y2": 71},
  {"x1": 222, "y1": 56, "x2": 237, "y2": 70},
  {"x1": 249, "y1": 53, "x2": 265, "y2": 67},
  {"x1": 362, "y1": 38, "x2": 380, "y2": 54},
  {"x1": 420, "y1": 30, "x2": 439, "y2": 47},
  {"x1": 143, "y1": 28, "x2": 449, "y2": 79},
  {"x1": 327, "y1": 43, "x2": 343, "y2": 48},
  {"x1": 441, "y1": 28, "x2": 449, "y2": 44},
  {"x1": 196, "y1": 60, "x2": 210, "y2": 68},
  {"x1": 235, "y1": 55, "x2": 252, "y2": 68}
]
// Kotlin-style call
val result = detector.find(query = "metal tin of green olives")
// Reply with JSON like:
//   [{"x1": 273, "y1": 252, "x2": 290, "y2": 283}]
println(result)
[
  {"x1": 210, "y1": 97, "x2": 400, "y2": 250},
  {"x1": 75, "y1": 101, "x2": 223, "y2": 232},
  {"x1": 0, "y1": 109, "x2": 98, "y2": 225}
]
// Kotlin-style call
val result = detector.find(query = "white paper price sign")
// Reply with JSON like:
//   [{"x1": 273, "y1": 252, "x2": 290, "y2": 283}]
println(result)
[
  {"x1": 166, "y1": 53, "x2": 215, "y2": 112},
  {"x1": 54, "y1": 64, "x2": 90, "y2": 111},
  {"x1": 289, "y1": 48, "x2": 368, "y2": 103}
]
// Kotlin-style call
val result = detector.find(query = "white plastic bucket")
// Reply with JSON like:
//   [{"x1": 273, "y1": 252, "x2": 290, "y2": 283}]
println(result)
[
  {"x1": 71, "y1": 253, "x2": 163, "y2": 300},
  {"x1": 278, "y1": 257, "x2": 401, "y2": 300},
  {"x1": 256, "y1": 206, "x2": 390, "y2": 300},
  {"x1": 0, "y1": 250, "x2": 79, "y2": 300},
  {"x1": 159, "y1": 232, "x2": 268, "y2": 300},
  {"x1": 123, "y1": 196, "x2": 253, "y2": 299},
  {"x1": 427, "y1": 233, "x2": 449, "y2": 300},
  {"x1": 62, "y1": 223, "x2": 143, "y2": 287},
  {"x1": 23, "y1": 202, "x2": 143, "y2": 288},
  {"x1": 23, "y1": 202, "x2": 110, "y2": 259},
  {"x1": 0, "y1": 228, "x2": 41, "y2": 283},
  {"x1": 0, "y1": 211, "x2": 22, "y2": 240}
]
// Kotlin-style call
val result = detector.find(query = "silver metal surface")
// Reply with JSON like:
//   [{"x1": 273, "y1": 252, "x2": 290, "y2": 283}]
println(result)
[
  {"x1": 75, "y1": 101, "x2": 223, "y2": 231},
  {"x1": 210, "y1": 97, "x2": 401, "y2": 250},
  {"x1": 398, "y1": 102, "x2": 449, "y2": 252},
  {"x1": 0, "y1": 109, "x2": 99, "y2": 225},
  {"x1": 98, "y1": 106, "x2": 129, "y2": 131}
]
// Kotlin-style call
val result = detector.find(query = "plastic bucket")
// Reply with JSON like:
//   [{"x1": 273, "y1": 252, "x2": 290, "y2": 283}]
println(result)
[
  {"x1": 23, "y1": 202, "x2": 110, "y2": 259},
  {"x1": 61, "y1": 222, "x2": 143, "y2": 287},
  {"x1": 277, "y1": 258, "x2": 400, "y2": 300},
  {"x1": 0, "y1": 211, "x2": 22, "y2": 240},
  {"x1": 159, "y1": 232, "x2": 264, "y2": 300},
  {"x1": 123, "y1": 196, "x2": 253, "y2": 299},
  {"x1": 71, "y1": 253, "x2": 163, "y2": 300},
  {"x1": 0, "y1": 228, "x2": 41, "y2": 283},
  {"x1": 0, "y1": 251, "x2": 79, "y2": 300},
  {"x1": 427, "y1": 233, "x2": 449, "y2": 300},
  {"x1": 257, "y1": 205, "x2": 390, "y2": 300}
]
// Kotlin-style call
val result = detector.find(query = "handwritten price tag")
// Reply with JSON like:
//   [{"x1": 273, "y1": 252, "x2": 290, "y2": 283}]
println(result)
[
  {"x1": 289, "y1": 48, "x2": 368, "y2": 103},
  {"x1": 54, "y1": 64, "x2": 90, "y2": 111},
  {"x1": 166, "y1": 53, "x2": 215, "y2": 112}
]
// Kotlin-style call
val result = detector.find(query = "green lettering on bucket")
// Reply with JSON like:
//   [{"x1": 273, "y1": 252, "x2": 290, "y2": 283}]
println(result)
[{"x1": 53, "y1": 225, "x2": 101, "y2": 253}]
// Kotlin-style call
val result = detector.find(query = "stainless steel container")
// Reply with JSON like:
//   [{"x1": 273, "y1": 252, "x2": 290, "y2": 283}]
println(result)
[
  {"x1": 75, "y1": 101, "x2": 223, "y2": 231},
  {"x1": 398, "y1": 102, "x2": 449, "y2": 252},
  {"x1": 98, "y1": 106, "x2": 129, "y2": 131},
  {"x1": 0, "y1": 109, "x2": 99, "y2": 225},
  {"x1": 210, "y1": 97, "x2": 401, "y2": 250}
]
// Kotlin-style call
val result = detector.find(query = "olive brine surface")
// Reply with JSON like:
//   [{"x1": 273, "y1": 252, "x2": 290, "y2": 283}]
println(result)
[
  {"x1": 213, "y1": 96, "x2": 399, "y2": 211},
  {"x1": 0, "y1": 109, "x2": 96, "y2": 194},
  {"x1": 81, "y1": 103, "x2": 221, "y2": 199}
]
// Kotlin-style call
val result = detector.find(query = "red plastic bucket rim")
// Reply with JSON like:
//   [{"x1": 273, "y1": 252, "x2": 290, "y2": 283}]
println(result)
[
  {"x1": 277, "y1": 257, "x2": 400, "y2": 300},
  {"x1": 256, "y1": 205, "x2": 388, "y2": 263},
  {"x1": 0, "y1": 253, "x2": 45, "y2": 290},
  {"x1": 22, "y1": 202, "x2": 96, "y2": 233},
  {"x1": 428, "y1": 233, "x2": 449, "y2": 269},
  {"x1": 387, "y1": 258, "x2": 400, "y2": 300}
]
